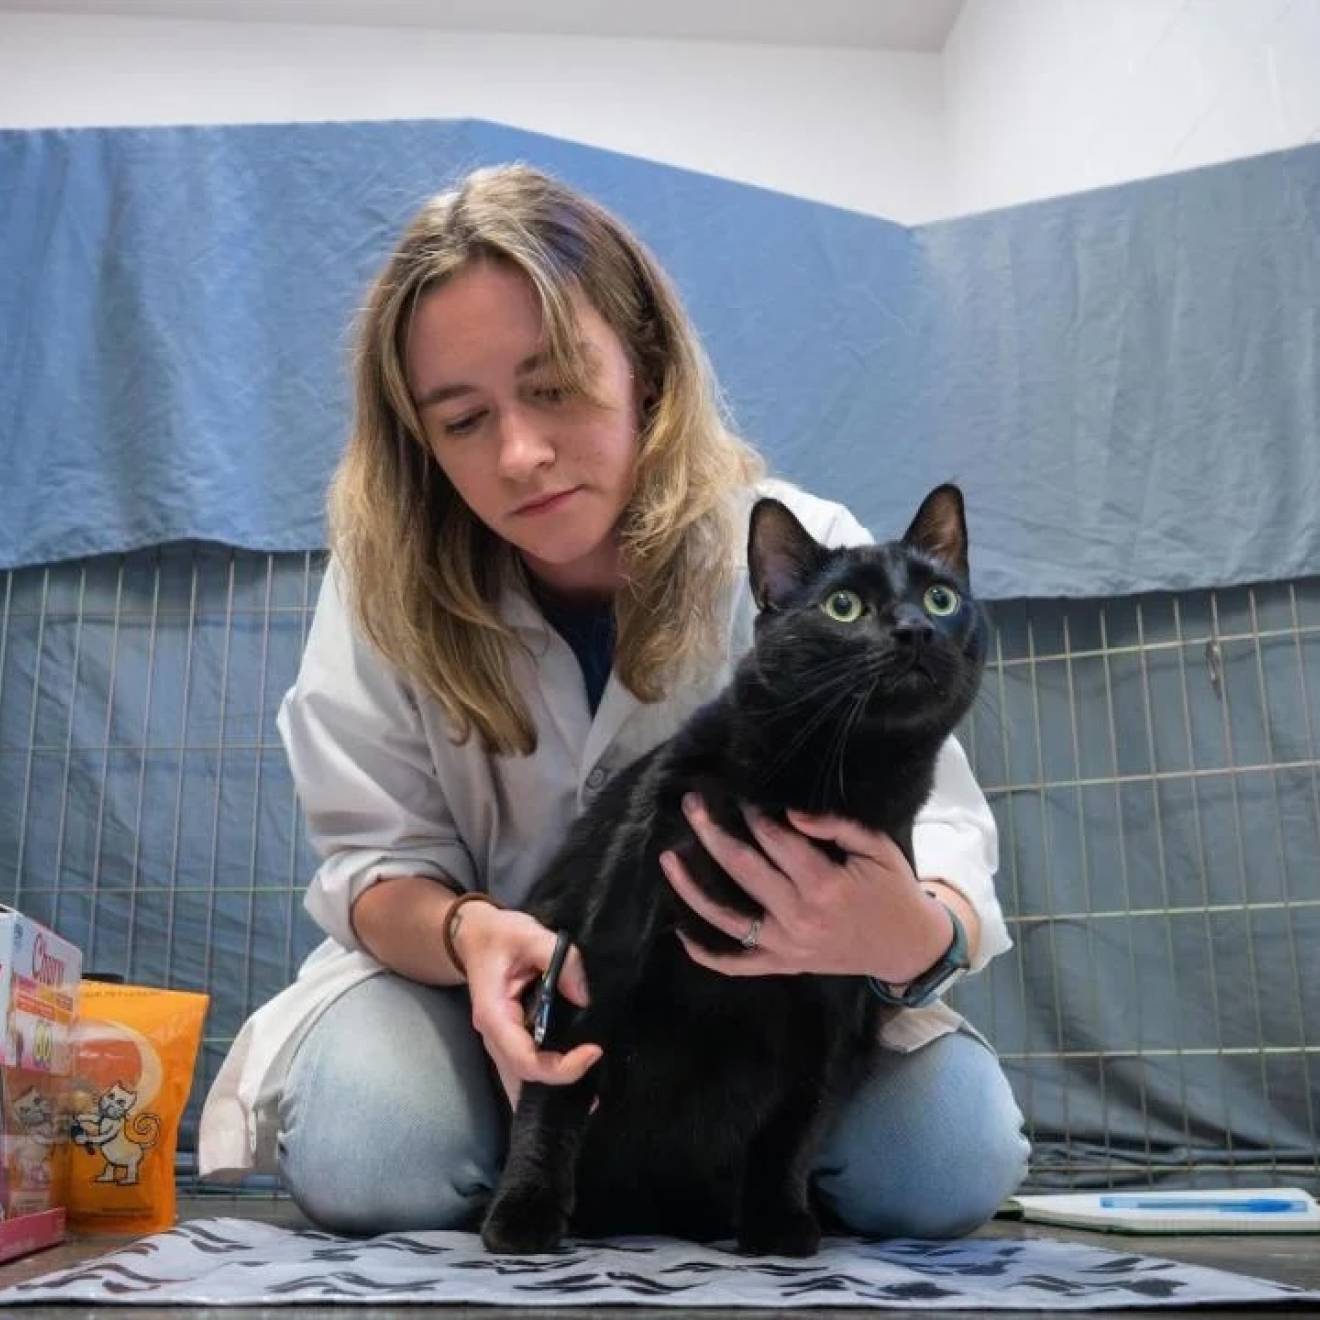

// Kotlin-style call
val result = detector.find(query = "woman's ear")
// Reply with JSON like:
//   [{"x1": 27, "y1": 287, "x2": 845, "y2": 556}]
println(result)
[
  {"x1": 634, "y1": 377, "x2": 660, "y2": 431},
  {"x1": 633, "y1": 363, "x2": 658, "y2": 414}
]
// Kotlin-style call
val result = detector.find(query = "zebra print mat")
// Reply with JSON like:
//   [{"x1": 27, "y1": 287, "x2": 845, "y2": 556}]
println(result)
[{"x1": 1, "y1": 1217, "x2": 1315, "y2": 1308}]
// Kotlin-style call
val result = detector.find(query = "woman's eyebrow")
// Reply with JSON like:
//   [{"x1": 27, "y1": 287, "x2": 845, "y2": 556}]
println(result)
[
  {"x1": 416, "y1": 381, "x2": 476, "y2": 409},
  {"x1": 416, "y1": 344, "x2": 593, "y2": 410}
]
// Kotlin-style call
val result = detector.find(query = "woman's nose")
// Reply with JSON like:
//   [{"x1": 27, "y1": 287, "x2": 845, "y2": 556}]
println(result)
[{"x1": 495, "y1": 408, "x2": 554, "y2": 480}]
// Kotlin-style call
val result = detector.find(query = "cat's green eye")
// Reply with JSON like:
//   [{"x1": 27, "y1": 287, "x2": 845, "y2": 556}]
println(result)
[
  {"x1": 923, "y1": 584, "x2": 960, "y2": 617},
  {"x1": 822, "y1": 590, "x2": 866, "y2": 623}
]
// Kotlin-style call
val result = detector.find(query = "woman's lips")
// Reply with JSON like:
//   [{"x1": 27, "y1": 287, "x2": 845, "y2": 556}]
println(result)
[{"x1": 513, "y1": 487, "x2": 580, "y2": 516}]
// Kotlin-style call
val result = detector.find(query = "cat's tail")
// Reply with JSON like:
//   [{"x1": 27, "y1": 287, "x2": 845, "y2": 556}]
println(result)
[{"x1": 128, "y1": 1113, "x2": 161, "y2": 1149}]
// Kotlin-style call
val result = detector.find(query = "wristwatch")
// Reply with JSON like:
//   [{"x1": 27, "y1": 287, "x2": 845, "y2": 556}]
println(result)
[{"x1": 867, "y1": 900, "x2": 970, "y2": 1009}]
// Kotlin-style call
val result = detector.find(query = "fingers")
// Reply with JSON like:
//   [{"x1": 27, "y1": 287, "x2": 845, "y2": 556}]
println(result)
[
  {"x1": 498, "y1": 1058, "x2": 603, "y2": 1116},
  {"x1": 675, "y1": 928, "x2": 776, "y2": 979},
  {"x1": 467, "y1": 918, "x2": 602, "y2": 1092},
  {"x1": 680, "y1": 793, "x2": 796, "y2": 911},
  {"x1": 492, "y1": 1057, "x2": 522, "y2": 1111},
  {"x1": 660, "y1": 852, "x2": 790, "y2": 978},
  {"x1": 740, "y1": 805, "x2": 827, "y2": 893},
  {"x1": 525, "y1": 916, "x2": 590, "y2": 1006},
  {"x1": 785, "y1": 809, "x2": 908, "y2": 870},
  {"x1": 557, "y1": 943, "x2": 591, "y2": 1008},
  {"x1": 481, "y1": 997, "x2": 603, "y2": 1089},
  {"x1": 514, "y1": 1034, "x2": 602, "y2": 1088},
  {"x1": 658, "y1": 849, "x2": 764, "y2": 945},
  {"x1": 558, "y1": 1042, "x2": 606, "y2": 1080}
]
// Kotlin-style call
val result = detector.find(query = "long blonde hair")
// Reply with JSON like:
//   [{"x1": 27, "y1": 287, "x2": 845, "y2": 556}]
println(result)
[{"x1": 329, "y1": 164, "x2": 763, "y2": 755}]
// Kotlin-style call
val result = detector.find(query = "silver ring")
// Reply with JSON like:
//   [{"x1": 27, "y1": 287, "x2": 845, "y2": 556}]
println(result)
[{"x1": 739, "y1": 917, "x2": 763, "y2": 951}]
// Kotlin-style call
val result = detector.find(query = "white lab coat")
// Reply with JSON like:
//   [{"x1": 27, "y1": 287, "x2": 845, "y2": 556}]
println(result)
[{"x1": 198, "y1": 480, "x2": 1011, "y2": 1179}]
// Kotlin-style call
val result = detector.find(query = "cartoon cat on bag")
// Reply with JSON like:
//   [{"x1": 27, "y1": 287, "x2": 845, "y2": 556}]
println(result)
[{"x1": 71, "y1": 1082, "x2": 161, "y2": 1186}]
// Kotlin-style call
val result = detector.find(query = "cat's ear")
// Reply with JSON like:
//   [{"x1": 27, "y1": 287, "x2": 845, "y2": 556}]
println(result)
[
  {"x1": 749, "y1": 499, "x2": 826, "y2": 611},
  {"x1": 903, "y1": 484, "x2": 969, "y2": 580}
]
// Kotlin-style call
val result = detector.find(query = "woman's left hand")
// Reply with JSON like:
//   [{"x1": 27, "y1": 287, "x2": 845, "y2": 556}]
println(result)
[{"x1": 659, "y1": 794, "x2": 952, "y2": 985}]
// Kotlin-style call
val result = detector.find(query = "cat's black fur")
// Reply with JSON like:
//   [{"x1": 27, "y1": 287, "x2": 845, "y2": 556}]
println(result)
[{"x1": 481, "y1": 484, "x2": 988, "y2": 1257}]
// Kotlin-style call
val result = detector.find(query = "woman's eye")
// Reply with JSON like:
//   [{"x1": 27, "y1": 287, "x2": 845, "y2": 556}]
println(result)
[
  {"x1": 443, "y1": 411, "x2": 485, "y2": 436},
  {"x1": 923, "y1": 584, "x2": 960, "y2": 616},
  {"x1": 821, "y1": 590, "x2": 865, "y2": 623},
  {"x1": 533, "y1": 385, "x2": 569, "y2": 405}
]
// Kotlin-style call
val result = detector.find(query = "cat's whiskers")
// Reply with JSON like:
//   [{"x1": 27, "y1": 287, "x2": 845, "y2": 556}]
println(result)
[
  {"x1": 835, "y1": 673, "x2": 882, "y2": 808},
  {"x1": 756, "y1": 653, "x2": 892, "y2": 796},
  {"x1": 786, "y1": 654, "x2": 892, "y2": 726},
  {"x1": 754, "y1": 679, "x2": 862, "y2": 791},
  {"x1": 812, "y1": 694, "x2": 849, "y2": 812},
  {"x1": 748, "y1": 646, "x2": 867, "y2": 699},
  {"x1": 825, "y1": 690, "x2": 869, "y2": 812},
  {"x1": 764, "y1": 653, "x2": 878, "y2": 715}
]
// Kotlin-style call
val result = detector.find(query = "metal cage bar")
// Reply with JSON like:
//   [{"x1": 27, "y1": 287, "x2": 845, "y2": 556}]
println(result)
[{"x1": 0, "y1": 547, "x2": 1315, "y2": 1194}]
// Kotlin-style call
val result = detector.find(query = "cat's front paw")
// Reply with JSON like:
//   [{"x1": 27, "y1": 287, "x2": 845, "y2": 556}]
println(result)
[
  {"x1": 481, "y1": 1188, "x2": 568, "y2": 1255},
  {"x1": 737, "y1": 1206, "x2": 821, "y2": 1258}
]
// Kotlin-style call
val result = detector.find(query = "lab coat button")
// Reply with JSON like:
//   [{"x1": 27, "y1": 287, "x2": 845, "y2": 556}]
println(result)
[{"x1": 586, "y1": 767, "x2": 608, "y2": 790}]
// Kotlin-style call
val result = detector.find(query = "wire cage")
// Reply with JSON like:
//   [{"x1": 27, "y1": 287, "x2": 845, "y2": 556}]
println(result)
[{"x1": 0, "y1": 545, "x2": 1317, "y2": 1194}]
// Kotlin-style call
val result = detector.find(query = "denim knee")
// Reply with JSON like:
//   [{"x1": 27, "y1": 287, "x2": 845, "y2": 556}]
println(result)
[
  {"x1": 814, "y1": 1028, "x2": 1030, "y2": 1240},
  {"x1": 277, "y1": 973, "x2": 506, "y2": 1235}
]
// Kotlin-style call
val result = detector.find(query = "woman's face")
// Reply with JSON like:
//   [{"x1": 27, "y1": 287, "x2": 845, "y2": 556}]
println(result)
[{"x1": 405, "y1": 259, "x2": 641, "y2": 600}]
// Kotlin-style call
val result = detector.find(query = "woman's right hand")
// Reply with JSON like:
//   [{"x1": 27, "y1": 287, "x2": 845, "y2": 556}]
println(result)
[{"x1": 454, "y1": 903, "x2": 602, "y2": 1111}]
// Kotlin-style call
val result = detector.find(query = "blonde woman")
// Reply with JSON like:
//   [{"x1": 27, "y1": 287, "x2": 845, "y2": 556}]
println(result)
[{"x1": 198, "y1": 165, "x2": 1028, "y2": 1238}]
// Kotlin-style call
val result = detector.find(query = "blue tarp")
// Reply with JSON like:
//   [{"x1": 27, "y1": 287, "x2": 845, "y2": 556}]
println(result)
[{"x1": 2, "y1": 118, "x2": 1318, "y2": 598}]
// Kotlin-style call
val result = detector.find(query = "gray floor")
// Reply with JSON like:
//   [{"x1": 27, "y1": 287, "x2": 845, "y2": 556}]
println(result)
[{"x1": 0, "y1": 1196, "x2": 1315, "y2": 1318}]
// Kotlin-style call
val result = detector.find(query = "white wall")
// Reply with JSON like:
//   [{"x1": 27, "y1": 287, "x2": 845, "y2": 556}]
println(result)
[
  {"x1": 6, "y1": 4, "x2": 1320, "y2": 224},
  {"x1": 945, "y1": 0, "x2": 1320, "y2": 217},
  {"x1": 0, "y1": 10, "x2": 949, "y2": 223}
]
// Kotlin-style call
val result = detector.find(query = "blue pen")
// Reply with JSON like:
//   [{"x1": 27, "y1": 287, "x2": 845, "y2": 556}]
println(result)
[{"x1": 1100, "y1": 1196, "x2": 1309, "y2": 1213}]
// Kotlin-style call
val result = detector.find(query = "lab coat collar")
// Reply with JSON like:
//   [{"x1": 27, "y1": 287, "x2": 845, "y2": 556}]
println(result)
[{"x1": 493, "y1": 562, "x2": 643, "y2": 777}]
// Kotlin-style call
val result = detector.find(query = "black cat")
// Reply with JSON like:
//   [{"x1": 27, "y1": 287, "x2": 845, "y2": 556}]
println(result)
[{"x1": 481, "y1": 484, "x2": 988, "y2": 1257}]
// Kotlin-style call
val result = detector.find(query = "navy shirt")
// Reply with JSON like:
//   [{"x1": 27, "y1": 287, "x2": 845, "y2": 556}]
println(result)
[{"x1": 533, "y1": 589, "x2": 616, "y2": 717}]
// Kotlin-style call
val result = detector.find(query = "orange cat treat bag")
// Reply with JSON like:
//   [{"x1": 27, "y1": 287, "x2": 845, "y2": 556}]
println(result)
[{"x1": 66, "y1": 983, "x2": 208, "y2": 1234}]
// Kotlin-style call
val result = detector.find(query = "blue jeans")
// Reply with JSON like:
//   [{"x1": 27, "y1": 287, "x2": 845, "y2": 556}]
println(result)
[{"x1": 278, "y1": 972, "x2": 1030, "y2": 1239}]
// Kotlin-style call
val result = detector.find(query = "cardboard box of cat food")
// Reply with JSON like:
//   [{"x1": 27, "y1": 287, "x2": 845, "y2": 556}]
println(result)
[{"x1": 0, "y1": 907, "x2": 82, "y2": 1263}]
